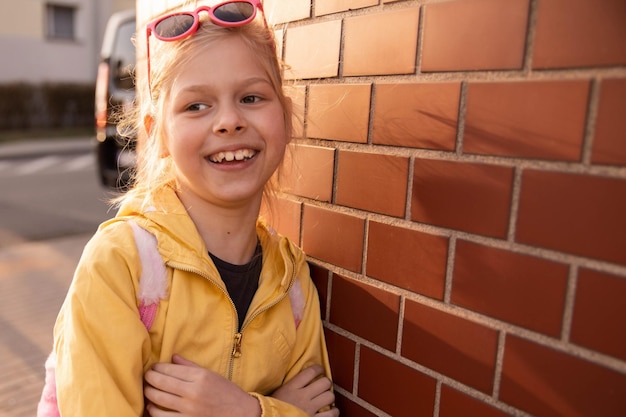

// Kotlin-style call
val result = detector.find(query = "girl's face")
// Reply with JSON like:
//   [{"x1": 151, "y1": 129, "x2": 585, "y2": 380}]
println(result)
[{"x1": 162, "y1": 35, "x2": 288, "y2": 209}]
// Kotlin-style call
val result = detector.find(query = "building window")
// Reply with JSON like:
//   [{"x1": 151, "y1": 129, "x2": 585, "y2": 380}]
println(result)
[{"x1": 46, "y1": 4, "x2": 76, "y2": 40}]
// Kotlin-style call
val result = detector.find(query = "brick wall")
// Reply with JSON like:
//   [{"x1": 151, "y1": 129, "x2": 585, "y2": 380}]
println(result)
[
  {"x1": 267, "y1": 0, "x2": 626, "y2": 416},
  {"x1": 136, "y1": 0, "x2": 626, "y2": 415}
]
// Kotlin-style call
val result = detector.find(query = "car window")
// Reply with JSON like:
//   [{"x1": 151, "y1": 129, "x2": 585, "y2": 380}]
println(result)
[{"x1": 110, "y1": 20, "x2": 136, "y2": 90}]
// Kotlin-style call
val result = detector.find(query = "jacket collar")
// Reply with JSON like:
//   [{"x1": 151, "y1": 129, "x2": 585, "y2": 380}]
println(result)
[{"x1": 111, "y1": 184, "x2": 301, "y2": 293}]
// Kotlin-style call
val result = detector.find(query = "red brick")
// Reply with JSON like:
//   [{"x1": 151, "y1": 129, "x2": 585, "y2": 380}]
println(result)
[
  {"x1": 334, "y1": 393, "x2": 378, "y2": 417},
  {"x1": 592, "y1": 78, "x2": 626, "y2": 166},
  {"x1": 281, "y1": 144, "x2": 334, "y2": 202},
  {"x1": 533, "y1": 0, "x2": 626, "y2": 69},
  {"x1": 421, "y1": 0, "x2": 528, "y2": 71},
  {"x1": 440, "y1": 385, "x2": 511, "y2": 417},
  {"x1": 343, "y1": 7, "x2": 419, "y2": 76},
  {"x1": 263, "y1": 197, "x2": 301, "y2": 245},
  {"x1": 284, "y1": 20, "x2": 341, "y2": 80},
  {"x1": 452, "y1": 240, "x2": 568, "y2": 337},
  {"x1": 411, "y1": 159, "x2": 513, "y2": 238},
  {"x1": 329, "y1": 274, "x2": 399, "y2": 351},
  {"x1": 465, "y1": 80, "x2": 590, "y2": 161},
  {"x1": 402, "y1": 300, "x2": 498, "y2": 393},
  {"x1": 501, "y1": 335, "x2": 626, "y2": 416},
  {"x1": 516, "y1": 170, "x2": 626, "y2": 266},
  {"x1": 336, "y1": 151, "x2": 409, "y2": 217},
  {"x1": 302, "y1": 205, "x2": 365, "y2": 272},
  {"x1": 307, "y1": 84, "x2": 371, "y2": 143},
  {"x1": 571, "y1": 269, "x2": 626, "y2": 361},
  {"x1": 366, "y1": 221, "x2": 448, "y2": 299},
  {"x1": 309, "y1": 263, "x2": 329, "y2": 319},
  {"x1": 264, "y1": 0, "x2": 310, "y2": 24},
  {"x1": 323, "y1": 328, "x2": 356, "y2": 392},
  {"x1": 359, "y1": 346, "x2": 436, "y2": 417},
  {"x1": 289, "y1": 85, "x2": 306, "y2": 139},
  {"x1": 372, "y1": 82, "x2": 460, "y2": 150},
  {"x1": 315, "y1": 0, "x2": 377, "y2": 16}
]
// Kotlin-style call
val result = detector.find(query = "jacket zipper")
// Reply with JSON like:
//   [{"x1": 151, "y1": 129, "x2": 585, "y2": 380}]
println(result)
[
  {"x1": 167, "y1": 249, "x2": 297, "y2": 381},
  {"x1": 227, "y1": 251, "x2": 297, "y2": 380},
  {"x1": 166, "y1": 261, "x2": 240, "y2": 374}
]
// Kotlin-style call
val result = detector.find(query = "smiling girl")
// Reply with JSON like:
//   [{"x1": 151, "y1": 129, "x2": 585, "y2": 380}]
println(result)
[{"x1": 48, "y1": 2, "x2": 338, "y2": 416}]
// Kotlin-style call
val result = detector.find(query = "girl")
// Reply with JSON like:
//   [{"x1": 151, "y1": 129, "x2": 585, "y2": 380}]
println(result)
[{"x1": 50, "y1": 1, "x2": 338, "y2": 416}]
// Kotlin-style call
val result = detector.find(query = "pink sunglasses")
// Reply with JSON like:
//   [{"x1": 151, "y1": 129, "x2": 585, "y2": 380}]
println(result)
[{"x1": 145, "y1": 0, "x2": 267, "y2": 95}]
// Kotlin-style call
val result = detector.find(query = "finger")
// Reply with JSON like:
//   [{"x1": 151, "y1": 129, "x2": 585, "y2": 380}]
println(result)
[
  {"x1": 310, "y1": 390, "x2": 336, "y2": 412},
  {"x1": 144, "y1": 384, "x2": 182, "y2": 411},
  {"x1": 315, "y1": 406, "x2": 340, "y2": 417},
  {"x1": 145, "y1": 368, "x2": 192, "y2": 398},
  {"x1": 150, "y1": 363, "x2": 196, "y2": 382},
  {"x1": 302, "y1": 375, "x2": 332, "y2": 397},
  {"x1": 172, "y1": 354, "x2": 201, "y2": 367},
  {"x1": 286, "y1": 365, "x2": 326, "y2": 389},
  {"x1": 146, "y1": 401, "x2": 179, "y2": 417}
]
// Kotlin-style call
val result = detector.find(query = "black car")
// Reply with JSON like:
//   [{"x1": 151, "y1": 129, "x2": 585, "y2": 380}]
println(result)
[{"x1": 95, "y1": 10, "x2": 136, "y2": 189}]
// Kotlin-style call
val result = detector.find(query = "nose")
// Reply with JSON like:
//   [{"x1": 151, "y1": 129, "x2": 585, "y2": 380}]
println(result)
[{"x1": 213, "y1": 103, "x2": 246, "y2": 135}]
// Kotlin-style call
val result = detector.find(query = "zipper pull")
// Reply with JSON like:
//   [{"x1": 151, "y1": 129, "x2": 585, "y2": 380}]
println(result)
[{"x1": 232, "y1": 333, "x2": 243, "y2": 358}]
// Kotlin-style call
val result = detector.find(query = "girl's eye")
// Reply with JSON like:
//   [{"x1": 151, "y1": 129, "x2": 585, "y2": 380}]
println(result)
[
  {"x1": 186, "y1": 103, "x2": 209, "y2": 112},
  {"x1": 241, "y1": 95, "x2": 262, "y2": 104}
]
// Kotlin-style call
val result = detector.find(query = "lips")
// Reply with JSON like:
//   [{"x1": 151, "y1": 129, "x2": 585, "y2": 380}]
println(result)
[{"x1": 208, "y1": 148, "x2": 257, "y2": 163}]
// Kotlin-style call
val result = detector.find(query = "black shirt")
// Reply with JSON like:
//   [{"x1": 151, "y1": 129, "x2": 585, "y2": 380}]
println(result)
[{"x1": 209, "y1": 241, "x2": 262, "y2": 331}]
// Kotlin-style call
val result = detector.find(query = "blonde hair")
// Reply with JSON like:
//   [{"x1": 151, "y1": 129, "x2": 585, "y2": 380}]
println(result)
[{"x1": 114, "y1": 13, "x2": 292, "y2": 208}]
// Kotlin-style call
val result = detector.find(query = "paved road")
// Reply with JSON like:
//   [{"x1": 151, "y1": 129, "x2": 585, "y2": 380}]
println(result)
[
  {"x1": 0, "y1": 233, "x2": 91, "y2": 416},
  {"x1": 0, "y1": 137, "x2": 115, "y2": 247},
  {"x1": 0, "y1": 137, "x2": 116, "y2": 416}
]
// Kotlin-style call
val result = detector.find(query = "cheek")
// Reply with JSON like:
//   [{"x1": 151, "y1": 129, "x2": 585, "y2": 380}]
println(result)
[
  {"x1": 271, "y1": 108, "x2": 291, "y2": 145},
  {"x1": 161, "y1": 118, "x2": 193, "y2": 160}
]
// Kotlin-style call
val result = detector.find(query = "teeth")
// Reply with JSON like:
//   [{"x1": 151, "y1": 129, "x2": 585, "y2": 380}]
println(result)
[{"x1": 209, "y1": 149, "x2": 256, "y2": 163}]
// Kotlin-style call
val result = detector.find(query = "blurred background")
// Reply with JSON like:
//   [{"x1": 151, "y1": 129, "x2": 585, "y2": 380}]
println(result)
[
  {"x1": 0, "y1": 0, "x2": 134, "y2": 135},
  {"x1": 0, "y1": 1, "x2": 133, "y2": 416},
  {"x1": 1, "y1": 0, "x2": 626, "y2": 416}
]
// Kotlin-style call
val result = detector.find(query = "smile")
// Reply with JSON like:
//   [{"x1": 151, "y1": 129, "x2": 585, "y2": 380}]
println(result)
[{"x1": 208, "y1": 148, "x2": 257, "y2": 163}]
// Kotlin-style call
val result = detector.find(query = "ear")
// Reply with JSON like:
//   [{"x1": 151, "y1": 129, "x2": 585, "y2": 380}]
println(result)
[
  {"x1": 143, "y1": 114, "x2": 154, "y2": 136},
  {"x1": 145, "y1": 114, "x2": 170, "y2": 158}
]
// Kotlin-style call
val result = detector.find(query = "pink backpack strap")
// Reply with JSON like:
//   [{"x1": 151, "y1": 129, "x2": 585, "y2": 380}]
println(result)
[
  {"x1": 288, "y1": 278, "x2": 305, "y2": 329},
  {"x1": 36, "y1": 352, "x2": 60, "y2": 417},
  {"x1": 265, "y1": 224, "x2": 305, "y2": 329},
  {"x1": 37, "y1": 221, "x2": 168, "y2": 417},
  {"x1": 128, "y1": 221, "x2": 168, "y2": 330}
]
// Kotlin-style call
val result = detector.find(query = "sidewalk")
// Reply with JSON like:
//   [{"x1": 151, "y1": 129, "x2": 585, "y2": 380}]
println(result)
[
  {"x1": 0, "y1": 234, "x2": 91, "y2": 417},
  {"x1": 0, "y1": 136, "x2": 94, "y2": 160}
]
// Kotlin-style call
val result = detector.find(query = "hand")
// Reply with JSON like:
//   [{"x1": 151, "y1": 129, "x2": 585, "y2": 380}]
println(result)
[
  {"x1": 144, "y1": 354, "x2": 261, "y2": 417},
  {"x1": 272, "y1": 365, "x2": 339, "y2": 417}
]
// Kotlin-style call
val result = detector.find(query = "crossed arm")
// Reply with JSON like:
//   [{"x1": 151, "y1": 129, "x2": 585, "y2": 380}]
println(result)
[{"x1": 143, "y1": 354, "x2": 340, "y2": 417}]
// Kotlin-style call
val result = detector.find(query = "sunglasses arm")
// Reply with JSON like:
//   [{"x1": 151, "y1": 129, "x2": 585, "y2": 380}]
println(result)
[{"x1": 146, "y1": 28, "x2": 153, "y2": 99}]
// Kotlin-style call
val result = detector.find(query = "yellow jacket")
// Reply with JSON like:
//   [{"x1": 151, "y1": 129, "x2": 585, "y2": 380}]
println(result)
[{"x1": 53, "y1": 185, "x2": 331, "y2": 416}]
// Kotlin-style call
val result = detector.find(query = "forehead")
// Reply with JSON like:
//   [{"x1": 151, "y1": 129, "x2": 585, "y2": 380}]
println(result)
[{"x1": 172, "y1": 35, "x2": 269, "y2": 87}]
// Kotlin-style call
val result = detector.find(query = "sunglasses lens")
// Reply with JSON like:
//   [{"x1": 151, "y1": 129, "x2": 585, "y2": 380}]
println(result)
[
  {"x1": 214, "y1": 2, "x2": 255, "y2": 23},
  {"x1": 155, "y1": 13, "x2": 195, "y2": 38}
]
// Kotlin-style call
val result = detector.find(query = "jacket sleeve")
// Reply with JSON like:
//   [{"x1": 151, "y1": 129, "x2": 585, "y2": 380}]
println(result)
[
  {"x1": 250, "y1": 393, "x2": 309, "y2": 417},
  {"x1": 250, "y1": 255, "x2": 333, "y2": 417},
  {"x1": 53, "y1": 224, "x2": 148, "y2": 416}
]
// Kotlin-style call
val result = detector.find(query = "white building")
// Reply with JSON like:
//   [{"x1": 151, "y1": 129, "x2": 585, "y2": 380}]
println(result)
[{"x1": 0, "y1": 0, "x2": 135, "y2": 83}]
